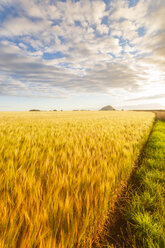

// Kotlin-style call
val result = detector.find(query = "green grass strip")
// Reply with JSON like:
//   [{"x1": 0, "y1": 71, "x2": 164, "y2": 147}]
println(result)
[{"x1": 124, "y1": 121, "x2": 165, "y2": 248}]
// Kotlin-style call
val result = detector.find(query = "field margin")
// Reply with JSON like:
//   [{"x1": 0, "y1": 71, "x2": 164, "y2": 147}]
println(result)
[{"x1": 99, "y1": 118, "x2": 165, "y2": 248}]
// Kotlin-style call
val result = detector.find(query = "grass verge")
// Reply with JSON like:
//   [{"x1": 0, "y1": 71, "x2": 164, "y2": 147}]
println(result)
[{"x1": 105, "y1": 121, "x2": 165, "y2": 248}]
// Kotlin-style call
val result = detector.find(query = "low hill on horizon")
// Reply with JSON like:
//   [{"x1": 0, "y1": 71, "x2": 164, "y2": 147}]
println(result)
[{"x1": 99, "y1": 105, "x2": 115, "y2": 111}]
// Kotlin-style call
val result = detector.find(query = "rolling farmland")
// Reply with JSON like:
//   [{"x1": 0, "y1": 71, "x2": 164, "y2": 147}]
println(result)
[{"x1": 0, "y1": 111, "x2": 154, "y2": 248}]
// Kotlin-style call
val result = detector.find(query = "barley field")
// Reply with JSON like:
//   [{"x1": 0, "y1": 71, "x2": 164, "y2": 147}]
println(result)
[{"x1": 0, "y1": 111, "x2": 154, "y2": 248}]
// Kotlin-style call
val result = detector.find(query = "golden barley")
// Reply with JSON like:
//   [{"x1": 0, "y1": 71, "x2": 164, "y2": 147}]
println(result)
[{"x1": 0, "y1": 111, "x2": 154, "y2": 247}]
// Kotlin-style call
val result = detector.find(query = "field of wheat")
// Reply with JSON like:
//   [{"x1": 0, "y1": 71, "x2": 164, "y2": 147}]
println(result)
[{"x1": 0, "y1": 111, "x2": 154, "y2": 248}]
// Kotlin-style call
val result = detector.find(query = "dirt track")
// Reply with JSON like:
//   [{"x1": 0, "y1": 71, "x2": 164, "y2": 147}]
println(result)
[{"x1": 153, "y1": 111, "x2": 165, "y2": 121}]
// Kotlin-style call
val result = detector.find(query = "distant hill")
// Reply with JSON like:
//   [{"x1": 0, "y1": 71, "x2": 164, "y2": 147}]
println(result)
[
  {"x1": 29, "y1": 109, "x2": 40, "y2": 111},
  {"x1": 99, "y1": 105, "x2": 115, "y2": 111}
]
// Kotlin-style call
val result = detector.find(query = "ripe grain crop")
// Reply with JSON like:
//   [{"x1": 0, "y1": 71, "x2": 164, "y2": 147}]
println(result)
[{"x1": 0, "y1": 111, "x2": 154, "y2": 248}]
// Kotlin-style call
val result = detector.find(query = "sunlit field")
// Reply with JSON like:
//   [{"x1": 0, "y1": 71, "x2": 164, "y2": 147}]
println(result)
[{"x1": 0, "y1": 111, "x2": 154, "y2": 248}]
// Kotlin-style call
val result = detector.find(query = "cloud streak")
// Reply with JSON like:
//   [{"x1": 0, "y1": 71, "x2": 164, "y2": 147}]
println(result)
[{"x1": 127, "y1": 94, "x2": 165, "y2": 101}]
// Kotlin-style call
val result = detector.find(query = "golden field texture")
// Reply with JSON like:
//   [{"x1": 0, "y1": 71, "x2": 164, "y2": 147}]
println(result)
[{"x1": 0, "y1": 111, "x2": 154, "y2": 248}]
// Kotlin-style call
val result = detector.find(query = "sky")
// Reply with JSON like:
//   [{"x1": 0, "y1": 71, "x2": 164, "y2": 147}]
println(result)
[{"x1": 0, "y1": 0, "x2": 165, "y2": 111}]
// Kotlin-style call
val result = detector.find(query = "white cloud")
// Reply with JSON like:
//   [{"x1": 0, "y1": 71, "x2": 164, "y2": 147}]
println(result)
[
  {"x1": 1, "y1": 16, "x2": 46, "y2": 37},
  {"x1": 110, "y1": 0, "x2": 148, "y2": 23}
]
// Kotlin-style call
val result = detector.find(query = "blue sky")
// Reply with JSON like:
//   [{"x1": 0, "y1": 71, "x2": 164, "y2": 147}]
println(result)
[{"x1": 0, "y1": 0, "x2": 165, "y2": 111}]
